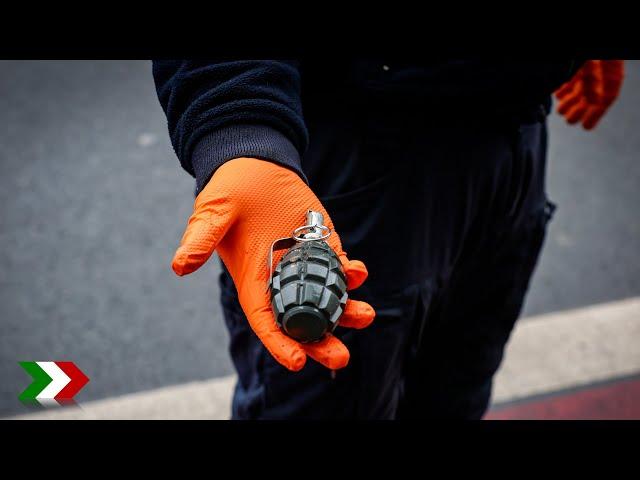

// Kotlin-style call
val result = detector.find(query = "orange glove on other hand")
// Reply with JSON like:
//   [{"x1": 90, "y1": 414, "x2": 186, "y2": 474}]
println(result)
[
  {"x1": 172, "y1": 157, "x2": 375, "y2": 372},
  {"x1": 555, "y1": 60, "x2": 624, "y2": 130}
]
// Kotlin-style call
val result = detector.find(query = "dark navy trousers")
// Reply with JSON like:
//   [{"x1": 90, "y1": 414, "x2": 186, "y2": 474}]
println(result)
[{"x1": 219, "y1": 105, "x2": 556, "y2": 419}]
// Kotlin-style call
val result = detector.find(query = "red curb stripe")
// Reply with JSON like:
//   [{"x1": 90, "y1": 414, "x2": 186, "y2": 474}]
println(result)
[
  {"x1": 54, "y1": 361, "x2": 89, "y2": 400},
  {"x1": 485, "y1": 376, "x2": 640, "y2": 420}
]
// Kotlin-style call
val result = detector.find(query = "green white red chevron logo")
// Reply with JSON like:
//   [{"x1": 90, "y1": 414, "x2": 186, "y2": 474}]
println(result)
[{"x1": 19, "y1": 361, "x2": 89, "y2": 406}]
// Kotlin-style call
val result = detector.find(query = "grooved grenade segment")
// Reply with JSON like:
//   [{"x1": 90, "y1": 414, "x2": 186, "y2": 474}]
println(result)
[{"x1": 269, "y1": 212, "x2": 348, "y2": 343}]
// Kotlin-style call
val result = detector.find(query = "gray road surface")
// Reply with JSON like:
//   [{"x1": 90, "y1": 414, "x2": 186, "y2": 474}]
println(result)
[{"x1": 1, "y1": 61, "x2": 638, "y2": 416}]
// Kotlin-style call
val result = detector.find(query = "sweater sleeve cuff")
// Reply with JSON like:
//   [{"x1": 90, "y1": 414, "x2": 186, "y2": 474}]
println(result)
[{"x1": 191, "y1": 124, "x2": 308, "y2": 194}]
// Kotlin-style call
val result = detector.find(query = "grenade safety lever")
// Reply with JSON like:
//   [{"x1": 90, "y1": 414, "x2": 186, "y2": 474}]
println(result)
[{"x1": 267, "y1": 210, "x2": 348, "y2": 343}]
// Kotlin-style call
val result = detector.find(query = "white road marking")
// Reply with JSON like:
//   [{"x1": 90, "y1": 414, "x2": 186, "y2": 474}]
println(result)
[
  {"x1": 492, "y1": 296, "x2": 640, "y2": 403},
  {"x1": 7, "y1": 296, "x2": 640, "y2": 419}
]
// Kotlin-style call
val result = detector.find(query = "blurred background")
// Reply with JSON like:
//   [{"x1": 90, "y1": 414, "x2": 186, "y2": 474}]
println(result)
[{"x1": 1, "y1": 60, "x2": 639, "y2": 419}]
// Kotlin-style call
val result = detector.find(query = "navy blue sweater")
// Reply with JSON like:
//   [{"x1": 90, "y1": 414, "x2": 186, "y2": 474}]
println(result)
[{"x1": 152, "y1": 60, "x2": 582, "y2": 193}]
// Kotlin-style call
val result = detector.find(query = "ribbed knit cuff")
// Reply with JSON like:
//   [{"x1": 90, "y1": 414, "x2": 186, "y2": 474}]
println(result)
[{"x1": 191, "y1": 124, "x2": 307, "y2": 194}]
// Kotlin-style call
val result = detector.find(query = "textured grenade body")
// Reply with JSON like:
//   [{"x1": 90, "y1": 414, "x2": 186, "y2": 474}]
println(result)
[{"x1": 271, "y1": 240, "x2": 348, "y2": 343}]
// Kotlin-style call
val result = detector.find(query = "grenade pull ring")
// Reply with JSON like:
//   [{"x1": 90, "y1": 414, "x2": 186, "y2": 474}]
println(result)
[
  {"x1": 292, "y1": 210, "x2": 332, "y2": 242},
  {"x1": 267, "y1": 210, "x2": 348, "y2": 343},
  {"x1": 266, "y1": 210, "x2": 332, "y2": 291}
]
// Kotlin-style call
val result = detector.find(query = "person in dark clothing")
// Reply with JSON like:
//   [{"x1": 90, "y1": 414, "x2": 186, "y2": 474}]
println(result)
[{"x1": 153, "y1": 60, "x2": 624, "y2": 419}]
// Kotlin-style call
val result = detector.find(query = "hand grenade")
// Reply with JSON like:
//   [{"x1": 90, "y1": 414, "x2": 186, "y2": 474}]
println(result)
[{"x1": 268, "y1": 210, "x2": 348, "y2": 343}]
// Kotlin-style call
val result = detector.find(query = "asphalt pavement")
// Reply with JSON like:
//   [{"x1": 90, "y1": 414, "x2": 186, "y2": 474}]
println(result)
[{"x1": 1, "y1": 60, "x2": 639, "y2": 416}]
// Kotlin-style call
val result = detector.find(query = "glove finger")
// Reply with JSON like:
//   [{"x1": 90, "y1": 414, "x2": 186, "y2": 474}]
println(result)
[
  {"x1": 582, "y1": 106, "x2": 606, "y2": 130},
  {"x1": 338, "y1": 299, "x2": 375, "y2": 329},
  {"x1": 555, "y1": 77, "x2": 579, "y2": 99},
  {"x1": 601, "y1": 60, "x2": 624, "y2": 105},
  {"x1": 172, "y1": 199, "x2": 236, "y2": 276},
  {"x1": 302, "y1": 333, "x2": 350, "y2": 370},
  {"x1": 248, "y1": 305, "x2": 307, "y2": 371},
  {"x1": 566, "y1": 99, "x2": 589, "y2": 124},
  {"x1": 557, "y1": 87, "x2": 584, "y2": 115},
  {"x1": 582, "y1": 60, "x2": 602, "y2": 104},
  {"x1": 340, "y1": 256, "x2": 369, "y2": 290}
]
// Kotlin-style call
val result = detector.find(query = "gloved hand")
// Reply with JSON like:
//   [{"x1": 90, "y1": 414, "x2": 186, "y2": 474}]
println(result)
[
  {"x1": 555, "y1": 60, "x2": 624, "y2": 130},
  {"x1": 172, "y1": 157, "x2": 376, "y2": 371}
]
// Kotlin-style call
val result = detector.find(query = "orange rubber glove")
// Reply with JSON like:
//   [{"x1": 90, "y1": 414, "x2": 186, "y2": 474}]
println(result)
[
  {"x1": 555, "y1": 60, "x2": 624, "y2": 130},
  {"x1": 172, "y1": 157, "x2": 376, "y2": 372}
]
